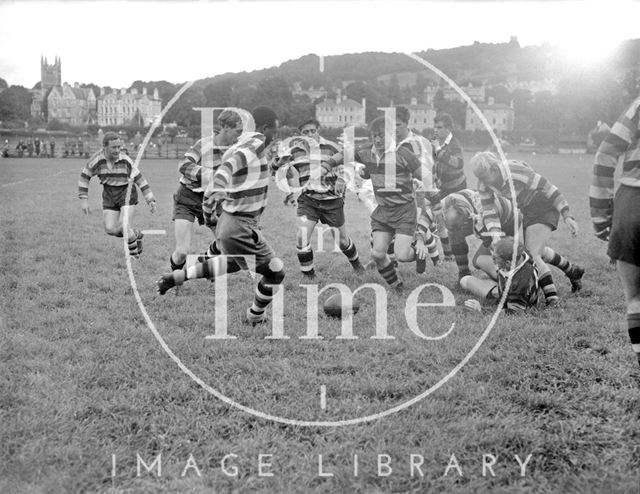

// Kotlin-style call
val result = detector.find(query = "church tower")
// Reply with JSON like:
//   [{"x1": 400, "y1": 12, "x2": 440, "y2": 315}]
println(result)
[{"x1": 41, "y1": 56, "x2": 61, "y2": 91}]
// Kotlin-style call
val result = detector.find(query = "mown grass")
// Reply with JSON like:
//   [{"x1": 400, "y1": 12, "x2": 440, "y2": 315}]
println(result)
[{"x1": 0, "y1": 153, "x2": 639, "y2": 493}]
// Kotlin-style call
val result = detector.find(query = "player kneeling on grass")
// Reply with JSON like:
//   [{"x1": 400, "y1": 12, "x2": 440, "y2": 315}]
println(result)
[
  {"x1": 78, "y1": 131, "x2": 156, "y2": 258},
  {"x1": 461, "y1": 236, "x2": 539, "y2": 314},
  {"x1": 156, "y1": 107, "x2": 285, "y2": 325}
]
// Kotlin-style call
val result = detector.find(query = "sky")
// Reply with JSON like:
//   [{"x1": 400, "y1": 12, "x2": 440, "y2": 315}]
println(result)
[{"x1": 0, "y1": 0, "x2": 638, "y2": 89}]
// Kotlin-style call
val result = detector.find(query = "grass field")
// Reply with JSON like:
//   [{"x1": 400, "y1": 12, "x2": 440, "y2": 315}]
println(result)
[{"x1": 1, "y1": 152, "x2": 639, "y2": 493}]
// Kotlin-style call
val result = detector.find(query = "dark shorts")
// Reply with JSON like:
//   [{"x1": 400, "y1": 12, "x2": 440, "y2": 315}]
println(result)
[
  {"x1": 371, "y1": 201, "x2": 417, "y2": 237},
  {"x1": 296, "y1": 195, "x2": 345, "y2": 227},
  {"x1": 608, "y1": 184, "x2": 640, "y2": 266},
  {"x1": 102, "y1": 184, "x2": 138, "y2": 211},
  {"x1": 522, "y1": 195, "x2": 559, "y2": 231},
  {"x1": 216, "y1": 211, "x2": 276, "y2": 268},
  {"x1": 173, "y1": 183, "x2": 204, "y2": 224}
]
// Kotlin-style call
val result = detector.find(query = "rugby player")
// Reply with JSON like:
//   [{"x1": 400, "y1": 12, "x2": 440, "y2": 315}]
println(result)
[
  {"x1": 471, "y1": 152, "x2": 584, "y2": 305},
  {"x1": 461, "y1": 236, "x2": 539, "y2": 314},
  {"x1": 590, "y1": 95, "x2": 640, "y2": 368},
  {"x1": 78, "y1": 131, "x2": 156, "y2": 258},
  {"x1": 275, "y1": 118, "x2": 362, "y2": 279},
  {"x1": 168, "y1": 111, "x2": 242, "y2": 273},
  {"x1": 157, "y1": 107, "x2": 285, "y2": 325}
]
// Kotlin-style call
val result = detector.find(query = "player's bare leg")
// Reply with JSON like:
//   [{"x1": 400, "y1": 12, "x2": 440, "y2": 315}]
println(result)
[
  {"x1": 617, "y1": 260, "x2": 640, "y2": 367},
  {"x1": 473, "y1": 245, "x2": 498, "y2": 281},
  {"x1": 333, "y1": 224, "x2": 363, "y2": 272},
  {"x1": 104, "y1": 207, "x2": 141, "y2": 257},
  {"x1": 393, "y1": 233, "x2": 417, "y2": 263},
  {"x1": 296, "y1": 216, "x2": 317, "y2": 280},
  {"x1": 171, "y1": 218, "x2": 193, "y2": 271},
  {"x1": 541, "y1": 246, "x2": 585, "y2": 292},
  {"x1": 372, "y1": 230, "x2": 402, "y2": 290}
]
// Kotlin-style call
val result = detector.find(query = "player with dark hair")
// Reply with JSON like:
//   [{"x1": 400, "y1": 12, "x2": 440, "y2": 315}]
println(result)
[
  {"x1": 344, "y1": 116, "x2": 430, "y2": 290},
  {"x1": 461, "y1": 236, "x2": 539, "y2": 314},
  {"x1": 157, "y1": 107, "x2": 285, "y2": 325},
  {"x1": 471, "y1": 151, "x2": 583, "y2": 305},
  {"x1": 590, "y1": 95, "x2": 640, "y2": 368},
  {"x1": 168, "y1": 110, "x2": 242, "y2": 273},
  {"x1": 78, "y1": 131, "x2": 156, "y2": 257},
  {"x1": 275, "y1": 117, "x2": 362, "y2": 279},
  {"x1": 431, "y1": 113, "x2": 466, "y2": 258}
]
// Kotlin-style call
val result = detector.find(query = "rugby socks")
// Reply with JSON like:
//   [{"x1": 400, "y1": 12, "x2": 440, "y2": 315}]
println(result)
[
  {"x1": 425, "y1": 231, "x2": 441, "y2": 266},
  {"x1": 127, "y1": 231, "x2": 140, "y2": 257},
  {"x1": 249, "y1": 279, "x2": 276, "y2": 319},
  {"x1": 628, "y1": 313, "x2": 640, "y2": 366},
  {"x1": 341, "y1": 238, "x2": 363, "y2": 270},
  {"x1": 387, "y1": 239, "x2": 398, "y2": 268},
  {"x1": 440, "y1": 234, "x2": 453, "y2": 258},
  {"x1": 538, "y1": 271, "x2": 559, "y2": 305},
  {"x1": 297, "y1": 244, "x2": 315, "y2": 277},
  {"x1": 170, "y1": 254, "x2": 185, "y2": 271},
  {"x1": 542, "y1": 247, "x2": 570, "y2": 272},
  {"x1": 378, "y1": 261, "x2": 402, "y2": 289},
  {"x1": 206, "y1": 240, "x2": 221, "y2": 257},
  {"x1": 451, "y1": 240, "x2": 470, "y2": 277}
]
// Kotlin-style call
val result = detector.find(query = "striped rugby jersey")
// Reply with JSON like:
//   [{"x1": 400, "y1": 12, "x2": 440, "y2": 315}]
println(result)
[
  {"x1": 496, "y1": 251, "x2": 539, "y2": 313},
  {"x1": 433, "y1": 133, "x2": 466, "y2": 193},
  {"x1": 178, "y1": 136, "x2": 225, "y2": 194},
  {"x1": 354, "y1": 145, "x2": 422, "y2": 207},
  {"x1": 205, "y1": 132, "x2": 270, "y2": 218},
  {"x1": 441, "y1": 189, "x2": 517, "y2": 276},
  {"x1": 478, "y1": 160, "x2": 569, "y2": 233},
  {"x1": 590, "y1": 96, "x2": 640, "y2": 230},
  {"x1": 78, "y1": 149, "x2": 154, "y2": 202},
  {"x1": 277, "y1": 136, "x2": 343, "y2": 200},
  {"x1": 398, "y1": 131, "x2": 435, "y2": 191}
]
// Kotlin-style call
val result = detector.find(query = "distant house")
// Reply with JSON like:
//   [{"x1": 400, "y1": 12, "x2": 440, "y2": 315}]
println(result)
[
  {"x1": 292, "y1": 82, "x2": 327, "y2": 101},
  {"x1": 47, "y1": 82, "x2": 97, "y2": 126},
  {"x1": 97, "y1": 87, "x2": 162, "y2": 127},
  {"x1": 425, "y1": 83, "x2": 486, "y2": 105},
  {"x1": 315, "y1": 90, "x2": 366, "y2": 128},
  {"x1": 466, "y1": 98, "x2": 514, "y2": 134},
  {"x1": 400, "y1": 97, "x2": 436, "y2": 132}
]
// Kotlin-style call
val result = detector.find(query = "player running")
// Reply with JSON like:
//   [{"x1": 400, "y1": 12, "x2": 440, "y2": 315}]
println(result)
[
  {"x1": 78, "y1": 131, "x2": 156, "y2": 258},
  {"x1": 156, "y1": 107, "x2": 285, "y2": 325},
  {"x1": 275, "y1": 118, "x2": 362, "y2": 280}
]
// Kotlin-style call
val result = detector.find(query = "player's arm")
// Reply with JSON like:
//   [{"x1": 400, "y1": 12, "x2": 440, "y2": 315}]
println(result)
[
  {"x1": 529, "y1": 171, "x2": 577, "y2": 236},
  {"x1": 132, "y1": 168, "x2": 157, "y2": 213},
  {"x1": 435, "y1": 137, "x2": 464, "y2": 170},
  {"x1": 78, "y1": 162, "x2": 94, "y2": 214},
  {"x1": 590, "y1": 99, "x2": 639, "y2": 240},
  {"x1": 178, "y1": 143, "x2": 212, "y2": 186},
  {"x1": 478, "y1": 183, "x2": 503, "y2": 241}
]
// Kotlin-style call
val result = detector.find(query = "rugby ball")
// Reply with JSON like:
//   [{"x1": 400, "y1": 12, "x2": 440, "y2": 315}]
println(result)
[{"x1": 323, "y1": 293, "x2": 360, "y2": 318}]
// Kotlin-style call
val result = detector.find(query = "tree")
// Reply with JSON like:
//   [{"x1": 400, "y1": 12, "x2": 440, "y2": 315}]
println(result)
[
  {"x1": 164, "y1": 86, "x2": 206, "y2": 127},
  {"x1": 0, "y1": 85, "x2": 32, "y2": 122},
  {"x1": 0, "y1": 78, "x2": 8, "y2": 91},
  {"x1": 203, "y1": 78, "x2": 236, "y2": 108}
]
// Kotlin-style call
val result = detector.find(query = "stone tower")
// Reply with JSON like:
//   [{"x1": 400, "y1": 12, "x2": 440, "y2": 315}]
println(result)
[{"x1": 41, "y1": 56, "x2": 61, "y2": 91}]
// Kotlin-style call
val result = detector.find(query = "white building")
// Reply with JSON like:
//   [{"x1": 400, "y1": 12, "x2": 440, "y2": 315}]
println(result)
[
  {"x1": 466, "y1": 98, "x2": 514, "y2": 134},
  {"x1": 97, "y1": 87, "x2": 161, "y2": 127},
  {"x1": 401, "y1": 97, "x2": 436, "y2": 132},
  {"x1": 316, "y1": 90, "x2": 366, "y2": 128}
]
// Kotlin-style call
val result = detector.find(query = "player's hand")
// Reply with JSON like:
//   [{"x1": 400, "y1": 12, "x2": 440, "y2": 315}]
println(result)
[
  {"x1": 80, "y1": 199, "x2": 90, "y2": 215},
  {"x1": 464, "y1": 299, "x2": 482, "y2": 312},
  {"x1": 148, "y1": 199, "x2": 157, "y2": 214},
  {"x1": 564, "y1": 216, "x2": 578, "y2": 237},
  {"x1": 414, "y1": 241, "x2": 428, "y2": 260}
]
